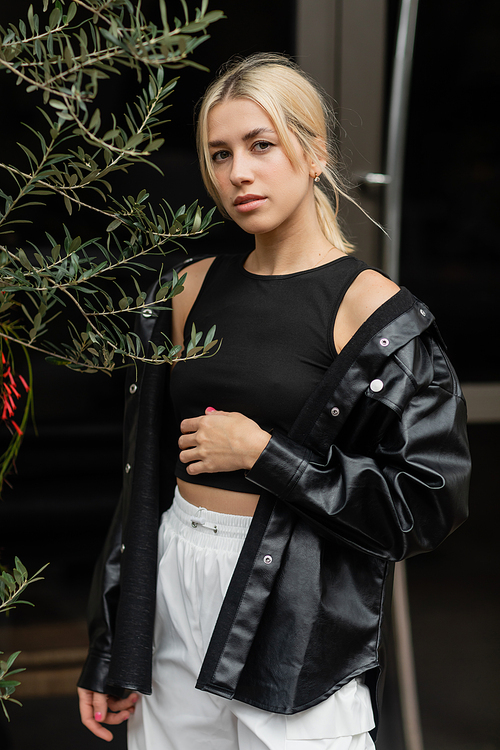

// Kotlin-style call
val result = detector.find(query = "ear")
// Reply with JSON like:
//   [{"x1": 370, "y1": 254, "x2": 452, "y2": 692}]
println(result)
[{"x1": 309, "y1": 136, "x2": 328, "y2": 179}]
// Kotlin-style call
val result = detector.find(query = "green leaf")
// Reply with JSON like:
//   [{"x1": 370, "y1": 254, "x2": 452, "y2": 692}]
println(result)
[
  {"x1": 68, "y1": 236, "x2": 81, "y2": 254},
  {"x1": 27, "y1": 4, "x2": 35, "y2": 32},
  {"x1": 45, "y1": 357, "x2": 72, "y2": 366},
  {"x1": 13, "y1": 570, "x2": 22, "y2": 586},
  {"x1": 186, "y1": 345, "x2": 203, "y2": 358},
  {"x1": 191, "y1": 206, "x2": 202, "y2": 233},
  {"x1": 203, "y1": 340, "x2": 218, "y2": 353},
  {"x1": 5, "y1": 652, "x2": 21, "y2": 671},
  {"x1": 1, "y1": 573, "x2": 16, "y2": 593},
  {"x1": 168, "y1": 344, "x2": 182, "y2": 359},
  {"x1": 102, "y1": 129, "x2": 121, "y2": 142},
  {"x1": 64, "y1": 43, "x2": 73, "y2": 68},
  {"x1": 125, "y1": 133, "x2": 144, "y2": 150},
  {"x1": 107, "y1": 219, "x2": 121, "y2": 232},
  {"x1": 169, "y1": 219, "x2": 183, "y2": 234},
  {"x1": 48, "y1": 100, "x2": 68, "y2": 111},
  {"x1": 49, "y1": 7, "x2": 62, "y2": 29},
  {"x1": 203, "y1": 10, "x2": 226, "y2": 23},
  {"x1": 159, "y1": 0, "x2": 170, "y2": 31},
  {"x1": 66, "y1": 2, "x2": 77, "y2": 24},
  {"x1": 89, "y1": 108, "x2": 101, "y2": 133},
  {"x1": 179, "y1": 0, "x2": 189, "y2": 24},
  {"x1": 204, "y1": 325, "x2": 216, "y2": 346},
  {"x1": 143, "y1": 138, "x2": 164, "y2": 153},
  {"x1": 17, "y1": 249, "x2": 32, "y2": 270},
  {"x1": 155, "y1": 284, "x2": 171, "y2": 301},
  {"x1": 18, "y1": 143, "x2": 39, "y2": 167},
  {"x1": 14, "y1": 559, "x2": 27, "y2": 578}
]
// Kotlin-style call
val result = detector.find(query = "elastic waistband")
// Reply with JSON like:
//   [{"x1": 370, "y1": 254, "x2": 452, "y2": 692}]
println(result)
[{"x1": 170, "y1": 485, "x2": 252, "y2": 542}]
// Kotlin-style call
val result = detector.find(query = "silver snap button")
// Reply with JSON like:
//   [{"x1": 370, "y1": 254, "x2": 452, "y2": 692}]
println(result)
[
  {"x1": 330, "y1": 407, "x2": 340, "y2": 417},
  {"x1": 142, "y1": 308, "x2": 153, "y2": 318},
  {"x1": 125, "y1": 463, "x2": 131, "y2": 474},
  {"x1": 419, "y1": 308, "x2": 427, "y2": 317},
  {"x1": 370, "y1": 379, "x2": 384, "y2": 393},
  {"x1": 380, "y1": 338, "x2": 390, "y2": 347},
  {"x1": 263, "y1": 555, "x2": 273, "y2": 565},
  {"x1": 129, "y1": 383, "x2": 137, "y2": 394},
  {"x1": 120, "y1": 544, "x2": 126, "y2": 553}
]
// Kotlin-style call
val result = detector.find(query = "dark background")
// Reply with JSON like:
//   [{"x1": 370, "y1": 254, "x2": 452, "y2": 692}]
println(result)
[{"x1": 1, "y1": 1, "x2": 499, "y2": 749}]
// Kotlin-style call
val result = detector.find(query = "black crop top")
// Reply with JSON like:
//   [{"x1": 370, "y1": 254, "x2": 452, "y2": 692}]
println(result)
[{"x1": 170, "y1": 252, "x2": 367, "y2": 493}]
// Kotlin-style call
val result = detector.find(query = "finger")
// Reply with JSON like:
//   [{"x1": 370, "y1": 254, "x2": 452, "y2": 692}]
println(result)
[
  {"x1": 92, "y1": 691, "x2": 110, "y2": 722},
  {"x1": 179, "y1": 449, "x2": 201, "y2": 465},
  {"x1": 180, "y1": 416, "x2": 203, "y2": 434},
  {"x1": 184, "y1": 452, "x2": 216, "y2": 474},
  {"x1": 78, "y1": 687, "x2": 106, "y2": 724},
  {"x1": 92, "y1": 692, "x2": 135, "y2": 734},
  {"x1": 185, "y1": 461, "x2": 205, "y2": 475},
  {"x1": 102, "y1": 707, "x2": 135, "y2": 726},
  {"x1": 178, "y1": 433, "x2": 198, "y2": 450},
  {"x1": 78, "y1": 688, "x2": 114, "y2": 742},
  {"x1": 108, "y1": 692, "x2": 139, "y2": 713}
]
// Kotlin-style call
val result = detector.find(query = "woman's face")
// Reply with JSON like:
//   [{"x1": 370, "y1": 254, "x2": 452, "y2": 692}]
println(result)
[{"x1": 206, "y1": 98, "x2": 315, "y2": 238}]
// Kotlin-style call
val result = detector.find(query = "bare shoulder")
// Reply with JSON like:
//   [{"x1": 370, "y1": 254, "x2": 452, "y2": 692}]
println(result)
[
  {"x1": 342, "y1": 269, "x2": 400, "y2": 321},
  {"x1": 171, "y1": 256, "x2": 216, "y2": 349},
  {"x1": 334, "y1": 269, "x2": 400, "y2": 353}
]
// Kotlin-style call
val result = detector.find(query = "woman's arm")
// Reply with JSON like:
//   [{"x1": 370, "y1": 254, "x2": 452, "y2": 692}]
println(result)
[{"x1": 245, "y1": 333, "x2": 470, "y2": 561}]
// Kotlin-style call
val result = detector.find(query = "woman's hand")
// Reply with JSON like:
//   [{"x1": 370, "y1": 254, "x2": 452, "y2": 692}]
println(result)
[
  {"x1": 78, "y1": 686, "x2": 139, "y2": 742},
  {"x1": 179, "y1": 408, "x2": 271, "y2": 474}
]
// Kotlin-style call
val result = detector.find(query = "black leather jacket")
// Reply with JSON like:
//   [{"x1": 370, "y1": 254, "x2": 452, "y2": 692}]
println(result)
[{"x1": 78, "y1": 261, "x2": 470, "y2": 734}]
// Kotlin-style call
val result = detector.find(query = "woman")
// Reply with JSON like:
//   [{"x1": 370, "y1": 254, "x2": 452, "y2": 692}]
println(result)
[{"x1": 77, "y1": 54, "x2": 470, "y2": 749}]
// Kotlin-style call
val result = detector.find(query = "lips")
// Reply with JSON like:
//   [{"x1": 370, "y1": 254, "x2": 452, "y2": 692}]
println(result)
[{"x1": 233, "y1": 194, "x2": 267, "y2": 212}]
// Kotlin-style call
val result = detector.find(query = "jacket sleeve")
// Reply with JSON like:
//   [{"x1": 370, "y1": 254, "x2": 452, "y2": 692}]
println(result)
[
  {"x1": 246, "y1": 335, "x2": 471, "y2": 561},
  {"x1": 77, "y1": 496, "x2": 123, "y2": 694},
  {"x1": 77, "y1": 263, "x2": 188, "y2": 695}
]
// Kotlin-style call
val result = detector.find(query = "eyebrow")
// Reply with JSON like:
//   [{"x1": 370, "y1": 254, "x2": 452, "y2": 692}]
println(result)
[{"x1": 208, "y1": 126, "x2": 276, "y2": 149}]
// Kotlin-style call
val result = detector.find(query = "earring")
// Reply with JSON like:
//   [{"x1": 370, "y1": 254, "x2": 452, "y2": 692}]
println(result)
[{"x1": 314, "y1": 173, "x2": 320, "y2": 183}]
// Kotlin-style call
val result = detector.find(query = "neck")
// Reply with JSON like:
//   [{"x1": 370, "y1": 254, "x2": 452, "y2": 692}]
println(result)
[{"x1": 246, "y1": 224, "x2": 344, "y2": 276}]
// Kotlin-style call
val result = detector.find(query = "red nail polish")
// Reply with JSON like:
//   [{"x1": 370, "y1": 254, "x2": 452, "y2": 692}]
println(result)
[
  {"x1": 206, "y1": 406, "x2": 216, "y2": 413},
  {"x1": 95, "y1": 711, "x2": 103, "y2": 721}
]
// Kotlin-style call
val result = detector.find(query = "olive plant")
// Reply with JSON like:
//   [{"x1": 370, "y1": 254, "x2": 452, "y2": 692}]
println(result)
[
  {"x1": 0, "y1": 0, "x2": 223, "y2": 489},
  {"x1": 0, "y1": 1, "x2": 222, "y2": 712},
  {"x1": 0, "y1": 558, "x2": 48, "y2": 719}
]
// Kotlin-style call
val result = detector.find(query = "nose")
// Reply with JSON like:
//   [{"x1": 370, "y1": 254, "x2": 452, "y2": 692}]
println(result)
[{"x1": 229, "y1": 151, "x2": 253, "y2": 186}]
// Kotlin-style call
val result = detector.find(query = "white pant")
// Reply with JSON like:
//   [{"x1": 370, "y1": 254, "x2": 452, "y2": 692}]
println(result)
[{"x1": 127, "y1": 488, "x2": 376, "y2": 750}]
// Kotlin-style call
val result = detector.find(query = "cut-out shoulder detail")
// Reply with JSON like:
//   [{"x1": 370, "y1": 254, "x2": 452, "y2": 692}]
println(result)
[
  {"x1": 334, "y1": 269, "x2": 400, "y2": 353},
  {"x1": 171, "y1": 257, "x2": 216, "y2": 357}
]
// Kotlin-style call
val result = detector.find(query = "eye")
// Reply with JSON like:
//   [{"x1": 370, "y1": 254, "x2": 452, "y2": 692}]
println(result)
[
  {"x1": 253, "y1": 141, "x2": 272, "y2": 153},
  {"x1": 211, "y1": 149, "x2": 230, "y2": 163}
]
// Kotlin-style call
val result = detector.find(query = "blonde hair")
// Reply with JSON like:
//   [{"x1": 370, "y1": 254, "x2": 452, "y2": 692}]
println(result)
[{"x1": 196, "y1": 53, "x2": 355, "y2": 254}]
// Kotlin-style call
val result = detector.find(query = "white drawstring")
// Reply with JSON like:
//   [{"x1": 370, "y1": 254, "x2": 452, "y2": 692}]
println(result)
[{"x1": 190, "y1": 507, "x2": 218, "y2": 533}]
